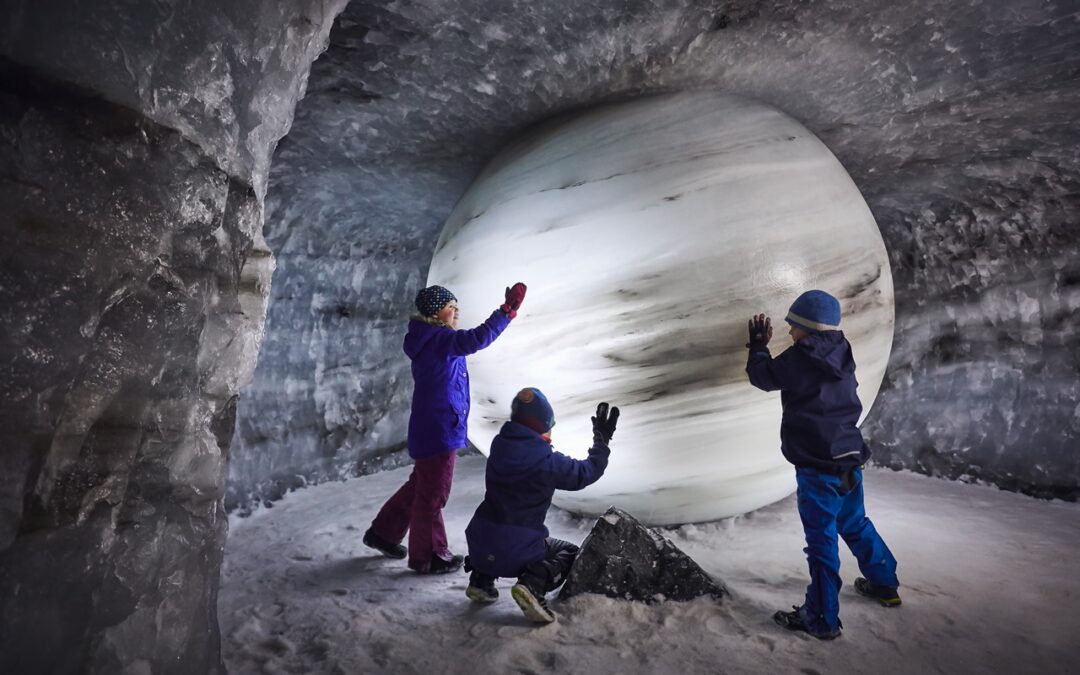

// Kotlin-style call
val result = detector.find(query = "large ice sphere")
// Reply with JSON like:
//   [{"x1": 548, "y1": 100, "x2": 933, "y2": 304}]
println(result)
[{"x1": 429, "y1": 92, "x2": 894, "y2": 525}]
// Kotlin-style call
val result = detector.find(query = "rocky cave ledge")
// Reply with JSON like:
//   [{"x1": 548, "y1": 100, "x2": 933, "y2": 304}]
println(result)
[{"x1": 1, "y1": 0, "x2": 1078, "y2": 672}]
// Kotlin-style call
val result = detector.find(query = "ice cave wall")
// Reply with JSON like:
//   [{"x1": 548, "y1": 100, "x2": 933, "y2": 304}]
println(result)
[
  {"x1": 0, "y1": 1, "x2": 347, "y2": 672},
  {"x1": 233, "y1": 0, "x2": 1080, "y2": 507}
]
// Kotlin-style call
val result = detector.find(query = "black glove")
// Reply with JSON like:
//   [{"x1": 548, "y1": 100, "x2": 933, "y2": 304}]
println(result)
[
  {"x1": 591, "y1": 402, "x2": 620, "y2": 445},
  {"x1": 746, "y1": 314, "x2": 772, "y2": 349}
]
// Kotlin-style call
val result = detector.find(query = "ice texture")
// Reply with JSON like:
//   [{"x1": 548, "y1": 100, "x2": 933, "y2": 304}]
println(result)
[
  {"x1": 0, "y1": 0, "x2": 350, "y2": 196},
  {"x1": 234, "y1": 0, "x2": 1080, "y2": 511},
  {"x1": 3, "y1": 0, "x2": 1078, "y2": 668},
  {"x1": 0, "y1": 1, "x2": 347, "y2": 670},
  {"x1": 428, "y1": 92, "x2": 894, "y2": 524}
]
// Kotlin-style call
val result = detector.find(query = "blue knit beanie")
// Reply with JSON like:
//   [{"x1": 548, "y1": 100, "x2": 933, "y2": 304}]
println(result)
[
  {"x1": 414, "y1": 285, "x2": 457, "y2": 317},
  {"x1": 510, "y1": 387, "x2": 556, "y2": 434},
  {"x1": 785, "y1": 290, "x2": 841, "y2": 332}
]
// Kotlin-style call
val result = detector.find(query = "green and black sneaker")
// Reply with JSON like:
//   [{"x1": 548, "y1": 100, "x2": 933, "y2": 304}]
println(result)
[
  {"x1": 854, "y1": 577, "x2": 902, "y2": 607},
  {"x1": 465, "y1": 571, "x2": 499, "y2": 604},
  {"x1": 511, "y1": 581, "x2": 556, "y2": 624}
]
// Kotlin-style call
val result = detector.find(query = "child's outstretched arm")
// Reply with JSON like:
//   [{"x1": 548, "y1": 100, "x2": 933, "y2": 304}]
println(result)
[
  {"x1": 744, "y1": 314, "x2": 804, "y2": 392},
  {"x1": 428, "y1": 282, "x2": 526, "y2": 356},
  {"x1": 548, "y1": 403, "x2": 619, "y2": 491}
]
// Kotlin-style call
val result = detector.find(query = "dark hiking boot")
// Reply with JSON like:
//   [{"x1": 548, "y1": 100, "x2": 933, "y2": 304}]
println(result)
[
  {"x1": 416, "y1": 553, "x2": 464, "y2": 575},
  {"x1": 773, "y1": 606, "x2": 841, "y2": 640},
  {"x1": 511, "y1": 580, "x2": 556, "y2": 624},
  {"x1": 854, "y1": 577, "x2": 902, "y2": 607},
  {"x1": 466, "y1": 572, "x2": 499, "y2": 604},
  {"x1": 362, "y1": 528, "x2": 406, "y2": 559}
]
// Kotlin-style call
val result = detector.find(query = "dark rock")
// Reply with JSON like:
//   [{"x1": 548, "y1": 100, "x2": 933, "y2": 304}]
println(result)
[{"x1": 559, "y1": 508, "x2": 727, "y2": 604}]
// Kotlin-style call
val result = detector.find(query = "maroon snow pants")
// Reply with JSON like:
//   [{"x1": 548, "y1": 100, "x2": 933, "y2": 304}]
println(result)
[{"x1": 370, "y1": 451, "x2": 457, "y2": 572}]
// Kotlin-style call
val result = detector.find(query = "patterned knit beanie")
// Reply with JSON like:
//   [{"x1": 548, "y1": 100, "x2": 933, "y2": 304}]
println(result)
[
  {"x1": 785, "y1": 290, "x2": 841, "y2": 332},
  {"x1": 414, "y1": 285, "x2": 457, "y2": 317},
  {"x1": 510, "y1": 387, "x2": 556, "y2": 434}
]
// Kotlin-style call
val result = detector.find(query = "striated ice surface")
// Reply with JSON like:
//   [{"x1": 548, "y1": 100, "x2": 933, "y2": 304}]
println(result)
[{"x1": 429, "y1": 92, "x2": 894, "y2": 525}]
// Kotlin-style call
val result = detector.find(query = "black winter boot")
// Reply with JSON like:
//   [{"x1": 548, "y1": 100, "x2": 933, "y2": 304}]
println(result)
[
  {"x1": 511, "y1": 573, "x2": 555, "y2": 624},
  {"x1": 773, "y1": 606, "x2": 841, "y2": 640},
  {"x1": 854, "y1": 577, "x2": 902, "y2": 607},
  {"x1": 466, "y1": 571, "x2": 499, "y2": 604},
  {"x1": 415, "y1": 553, "x2": 464, "y2": 575},
  {"x1": 362, "y1": 528, "x2": 407, "y2": 559}
]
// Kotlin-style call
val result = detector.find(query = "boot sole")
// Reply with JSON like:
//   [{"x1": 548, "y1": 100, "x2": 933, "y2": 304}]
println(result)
[
  {"x1": 854, "y1": 581, "x2": 902, "y2": 607},
  {"x1": 511, "y1": 585, "x2": 556, "y2": 624},
  {"x1": 362, "y1": 535, "x2": 407, "y2": 560},
  {"x1": 772, "y1": 612, "x2": 841, "y2": 640},
  {"x1": 416, "y1": 560, "x2": 464, "y2": 575},
  {"x1": 864, "y1": 595, "x2": 902, "y2": 607},
  {"x1": 366, "y1": 546, "x2": 407, "y2": 560},
  {"x1": 466, "y1": 586, "x2": 499, "y2": 604}
]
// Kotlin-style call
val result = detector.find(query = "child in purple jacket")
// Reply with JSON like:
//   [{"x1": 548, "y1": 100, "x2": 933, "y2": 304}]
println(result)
[
  {"x1": 363, "y1": 282, "x2": 526, "y2": 574},
  {"x1": 464, "y1": 388, "x2": 618, "y2": 623}
]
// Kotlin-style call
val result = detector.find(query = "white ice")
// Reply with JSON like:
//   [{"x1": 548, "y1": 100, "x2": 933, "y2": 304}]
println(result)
[
  {"x1": 219, "y1": 455, "x2": 1080, "y2": 674},
  {"x1": 426, "y1": 92, "x2": 895, "y2": 524}
]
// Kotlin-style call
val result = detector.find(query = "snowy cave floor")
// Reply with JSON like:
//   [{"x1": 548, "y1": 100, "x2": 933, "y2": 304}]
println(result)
[{"x1": 219, "y1": 456, "x2": 1080, "y2": 675}]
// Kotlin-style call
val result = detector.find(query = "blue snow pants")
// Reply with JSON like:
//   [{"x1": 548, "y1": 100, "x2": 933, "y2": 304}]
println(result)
[{"x1": 796, "y1": 467, "x2": 899, "y2": 633}]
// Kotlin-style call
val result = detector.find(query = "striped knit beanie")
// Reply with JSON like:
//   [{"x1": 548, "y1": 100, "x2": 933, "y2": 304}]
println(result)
[
  {"x1": 785, "y1": 290, "x2": 841, "y2": 332},
  {"x1": 510, "y1": 387, "x2": 556, "y2": 434},
  {"x1": 414, "y1": 285, "x2": 457, "y2": 317}
]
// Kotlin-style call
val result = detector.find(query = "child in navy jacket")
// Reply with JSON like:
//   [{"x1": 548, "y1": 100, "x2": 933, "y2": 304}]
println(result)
[
  {"x1": 464, "y1": 388, "x2": 618, "y2": 623},
  {"x1": 746, "y1": 290, "x2": 900, "y2": 640}
]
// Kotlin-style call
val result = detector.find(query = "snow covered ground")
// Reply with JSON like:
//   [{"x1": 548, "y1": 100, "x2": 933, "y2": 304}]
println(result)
[{"x1": 219, "y1": 456, "x2": 1080, "y2": 674}]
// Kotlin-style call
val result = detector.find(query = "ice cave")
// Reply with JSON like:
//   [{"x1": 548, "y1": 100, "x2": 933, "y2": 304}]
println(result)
[{"x1": 1, "y1": 1, "x2": 1078, "y2": 674}]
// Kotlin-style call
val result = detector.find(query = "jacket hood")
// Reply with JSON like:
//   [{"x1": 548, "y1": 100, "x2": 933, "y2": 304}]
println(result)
[
  {"x1": 487, "y1": 421, "x2": 552, "y2": 475},
  {"x1": 796, "y1": 330, "x2": 854, "y2": 379},
  {"x1": 403, "y1": 319, "x2": 446, "y2": 359}
]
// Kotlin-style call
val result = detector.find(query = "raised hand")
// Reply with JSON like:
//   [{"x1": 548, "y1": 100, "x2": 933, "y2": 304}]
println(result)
[
  {"x1": 591, "y1": 402, "x2": 620, "y2": 445},
  {"x1": 501, "y1": 282, "x2": 527, "y2": 319},
  {"x1": 746, "y1": 314, "x2": 772, "y2": 349}
]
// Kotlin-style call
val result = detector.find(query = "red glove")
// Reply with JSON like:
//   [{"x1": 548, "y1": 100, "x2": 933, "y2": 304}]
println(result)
[{"x1": 500, "y1": 282, "x2": 527, "y2": 319}]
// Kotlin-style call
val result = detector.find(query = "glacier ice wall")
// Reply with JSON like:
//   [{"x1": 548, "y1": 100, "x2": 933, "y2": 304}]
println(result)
[
  {"x1": 0, "y1": 1, "x2": 347, "y2": 671},
  {"x1": 233, "y1": 0, "x2": 1080, "y2": 507}
]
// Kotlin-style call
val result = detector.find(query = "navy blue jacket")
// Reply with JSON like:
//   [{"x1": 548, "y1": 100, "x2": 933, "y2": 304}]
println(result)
[
  {"x1": 465, "y1": 421, "x2": 609, "y2": 578},
  {"x1": 746, "y1": 331, "x2": 870, "y2": 473},
  {"x1": 403, "y1": 309, "x2": 511, "y2": 459}
]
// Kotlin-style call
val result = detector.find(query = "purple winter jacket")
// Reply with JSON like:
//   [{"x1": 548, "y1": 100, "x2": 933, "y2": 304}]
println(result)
[{"x1": 403, "y1": 309, "x2": 511, "y2": 459}]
